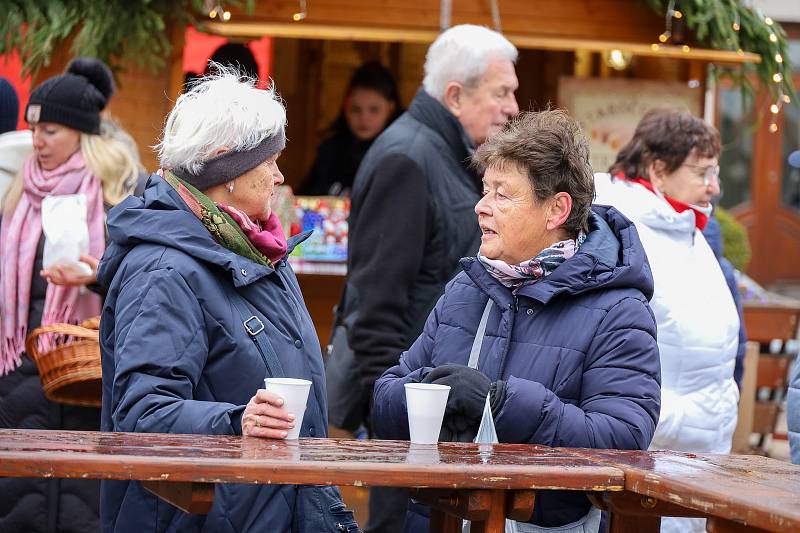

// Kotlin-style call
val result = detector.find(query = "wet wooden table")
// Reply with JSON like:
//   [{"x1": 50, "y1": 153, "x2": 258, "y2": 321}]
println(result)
[
  {"x1": 575, "y1": 449, "x2": 800, "y2": 533},
  {"x1": 0, "y1": 430, "x2": 797, "y2": 532}
]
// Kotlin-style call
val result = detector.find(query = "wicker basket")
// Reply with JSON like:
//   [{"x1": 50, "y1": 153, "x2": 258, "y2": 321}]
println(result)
[{"x1": 25, "y1": 317, "x2": 102, "y2": 408}]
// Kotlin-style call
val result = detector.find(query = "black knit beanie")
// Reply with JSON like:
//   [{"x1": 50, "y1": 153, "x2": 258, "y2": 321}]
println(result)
[
  {"x1": 0, "y1": 77, "x2": 19, "y2": 134},
  {"x1": 25, "y1": 57, "x2": 115, "y2": 134}
]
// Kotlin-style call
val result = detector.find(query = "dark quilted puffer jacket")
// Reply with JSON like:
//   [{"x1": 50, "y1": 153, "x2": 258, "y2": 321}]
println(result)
[
  {"x1": 0, "y1": 234, "x2": 101, "y2": 533},
  {"x1": 373, "y1": 205, "x2": 661, "y2": 530}
]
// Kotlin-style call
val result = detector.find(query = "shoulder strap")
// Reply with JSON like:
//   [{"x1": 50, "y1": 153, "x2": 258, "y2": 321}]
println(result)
[
  {"x1": 467, "y1": 299, "x2": 494, "y2": 369},
  {"x1": 229, "y1": 292, "x2": 286, "y2": 378}
]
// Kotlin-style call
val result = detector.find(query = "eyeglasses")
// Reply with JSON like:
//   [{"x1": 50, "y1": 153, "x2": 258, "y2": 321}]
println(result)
[{"x1": 685, "y1": 163, "x2": 720, "y2": 187}]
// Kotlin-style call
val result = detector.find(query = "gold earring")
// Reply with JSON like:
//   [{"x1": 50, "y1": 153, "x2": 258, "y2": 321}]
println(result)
[{"x1": 227, "y1": 182, "x2": 234, "y2": 193}]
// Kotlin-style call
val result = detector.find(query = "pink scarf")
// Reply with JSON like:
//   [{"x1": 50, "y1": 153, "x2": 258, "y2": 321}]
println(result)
[
  {"x1": 217, "y1": 203, "x2": 288, "y2": 264},
  {"x1": 0, "y1": 152, "x2": 105, "y2": 375}
]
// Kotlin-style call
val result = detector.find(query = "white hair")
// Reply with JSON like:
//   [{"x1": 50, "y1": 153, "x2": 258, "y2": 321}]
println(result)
[
  {"x1": 423, "y1": 24, "x2": 518, "y2": 102},
  {"x1": 157, "y1": 65, "x2": 287, "y2": 174}
]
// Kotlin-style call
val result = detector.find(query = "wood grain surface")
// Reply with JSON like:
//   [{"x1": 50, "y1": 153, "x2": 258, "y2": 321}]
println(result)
[
  {"x1": 0, "y1": 429, "x2": 623, "y2": 490},
  {"x1": 572, "y1": 448, "x2": 800, "y2": 532}
]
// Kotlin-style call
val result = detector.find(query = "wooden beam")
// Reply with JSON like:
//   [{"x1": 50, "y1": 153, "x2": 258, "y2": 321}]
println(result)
[{"x1": 205, "y1": 22, "x2": 761, "y2": 64}]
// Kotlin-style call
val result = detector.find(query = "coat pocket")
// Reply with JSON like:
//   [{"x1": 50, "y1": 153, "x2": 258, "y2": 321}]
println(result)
[{"x1": 292, "y1": 485, "x2": 361, "y2": 533}]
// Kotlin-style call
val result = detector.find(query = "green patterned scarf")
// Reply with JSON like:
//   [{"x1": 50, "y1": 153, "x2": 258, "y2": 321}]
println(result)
[{"x1": 162, "y1": 170, "x2": 273, "y2": 268}]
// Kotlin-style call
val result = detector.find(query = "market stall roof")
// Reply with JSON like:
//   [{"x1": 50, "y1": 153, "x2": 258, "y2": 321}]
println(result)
[{"x1": 210, "y1": 0, "x2": 760, "y2": 64}]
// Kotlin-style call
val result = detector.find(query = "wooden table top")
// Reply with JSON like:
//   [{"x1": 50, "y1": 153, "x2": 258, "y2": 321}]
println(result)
[
  {"x1": 0, "y1": 429, "x2": 623, "y2": 491},
  {"x1": 573, "y1": 448, "x2": 800, "y2": 532}
]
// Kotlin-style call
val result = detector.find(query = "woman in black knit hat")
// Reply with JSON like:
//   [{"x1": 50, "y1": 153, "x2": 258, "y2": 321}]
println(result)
[{"x1": 0, "y1": 57, "x2": 140, "y2": 533}]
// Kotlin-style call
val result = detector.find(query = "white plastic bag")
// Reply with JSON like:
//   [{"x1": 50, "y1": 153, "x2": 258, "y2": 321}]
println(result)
[
  {"x1": 42, "y1": 194, "x2": 93, "y2": 277},
  {"x1": 463, "y1": 395, "x2": 518, "y2": 533}
]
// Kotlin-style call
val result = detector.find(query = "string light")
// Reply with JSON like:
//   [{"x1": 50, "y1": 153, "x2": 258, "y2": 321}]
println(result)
[
  {"x1": 205, "y1": 2, "x2": 229, "y2": 21},
  {"x1": 732, "y1": 21, "x2": 740, "y2": 31},
  {"x1": 783, "y1": 95, "x2": 791, "y2": 104},
  {"x1": 770, "y1": 104, "x2": 780, "y2": 114},
  {"x1": 773, "y1": 72, "x2": 783, "y2": 83},
  {"x1": 775, "y1": 53, "x2": 783, "y2": 63},
  {"x1": 605, "y1": 49, "x2": 631, "y2": 70},
  {"x1": 682, "y1": 45, "x2": 691, "y2": 53},
  {"x1": 769, "y1": 33, "x2": 778, "y2": 43},
  {"x1": 769, "y1": 123, "x2": 778, "y2": 133},
  {"x1": 293, "y1": 0, "x2": 307, "y2": 21},
  {"x1": 658, "y1": 0, "x2": 675, "y2": 44},
  {"x1": 674, "y1": 10, "x2": 683, "y2": 19},
  {"x1": 733, "y1": 9, "x2": 741, "y2": 31},
  {"x1": 765, "y1": 17, "x2": 774, "y2": 26},
  {"x1": 651, "y1": 44, "x2": 660, "y2": 51}
]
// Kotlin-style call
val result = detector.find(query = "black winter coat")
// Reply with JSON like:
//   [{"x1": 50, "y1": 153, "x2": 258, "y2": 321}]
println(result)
[
  {"x1": 342, "y1": 89, "x2": 482, "y2": 399},
  {"x1": 0, "y1": 233, "x2": 101, "y2": 533}
]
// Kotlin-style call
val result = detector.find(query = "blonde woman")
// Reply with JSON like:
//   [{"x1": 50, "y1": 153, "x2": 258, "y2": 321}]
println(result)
[{"x1": 0, "y1": 57, "x2": 138, "y2": 533}]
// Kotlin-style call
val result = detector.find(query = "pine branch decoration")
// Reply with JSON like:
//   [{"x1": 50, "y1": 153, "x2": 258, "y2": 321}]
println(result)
[
  {"x1": 645, "y1": 0, "x2": 795, "y2": 102},
  {"x1": 0, "y1": 1, "x2": 252, "y2": 78}
]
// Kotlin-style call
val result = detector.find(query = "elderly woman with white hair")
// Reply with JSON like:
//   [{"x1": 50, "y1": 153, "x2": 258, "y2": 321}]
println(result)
[{"x1": 96, "y1": 69, "x2": 358, "y2": 533}]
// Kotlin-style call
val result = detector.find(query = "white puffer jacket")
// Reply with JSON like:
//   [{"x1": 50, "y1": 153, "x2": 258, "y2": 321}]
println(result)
[{"x1": 594, "y1": 173, "x2": 739, "y2": 455}]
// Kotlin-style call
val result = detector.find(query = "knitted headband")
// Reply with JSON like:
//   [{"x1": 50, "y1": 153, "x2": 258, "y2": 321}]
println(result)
[{"x1": 173, "y1": 129, "x2": 286, "y2": 190}]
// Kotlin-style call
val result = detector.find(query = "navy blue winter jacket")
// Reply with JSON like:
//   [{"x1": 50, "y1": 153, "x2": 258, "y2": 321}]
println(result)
[
  {"x1": 373, "y1": 205, "x2": 661, "y2": 528},
  {"x1": 96, "y1": 174, "x2": 354, "y2": 533},
  {"x1": 702, "y1": 215, "x2": 747, "y2": 388}
]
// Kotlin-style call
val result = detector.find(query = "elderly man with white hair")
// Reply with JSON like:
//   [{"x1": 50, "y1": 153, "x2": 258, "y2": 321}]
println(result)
[
  {"x1": 96, "y1": 68, "x2": 358, "y2": 533},
  {"x1": 330, "y1": 24, "x2": 518, "y2": 532}
]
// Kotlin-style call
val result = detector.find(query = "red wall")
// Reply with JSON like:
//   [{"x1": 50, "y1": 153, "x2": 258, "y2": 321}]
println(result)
[{"x1": 0, "y1": 52, "x2": 31, "y2": 130}]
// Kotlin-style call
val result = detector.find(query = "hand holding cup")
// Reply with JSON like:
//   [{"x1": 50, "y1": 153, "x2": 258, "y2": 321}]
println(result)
[{"x1": 242, "y1": 389, "x2": 296, "y2": 439}]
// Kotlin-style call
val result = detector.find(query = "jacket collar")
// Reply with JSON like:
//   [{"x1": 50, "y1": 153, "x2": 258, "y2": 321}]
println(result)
[
  {"x1": 461, "y1": 208, "x2": 646, "y2": 306},
  {"x1": 100, "y1": 174, "x2": 312, "y2": 289},
  {"x1": 407, "y1": 88, "x2": 478, "y2": 185}
]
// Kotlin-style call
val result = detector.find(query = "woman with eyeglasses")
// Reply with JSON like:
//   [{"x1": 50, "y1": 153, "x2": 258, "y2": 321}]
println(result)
[{"x1": 594, "y1": 107, "x2": 739, "y2": 533}]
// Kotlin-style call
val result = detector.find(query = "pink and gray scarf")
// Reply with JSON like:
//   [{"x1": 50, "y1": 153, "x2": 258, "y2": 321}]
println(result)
[
  {"x1": 0, "y1": 152, "x2": 105, "y2": 375},
  {"x1": 478, "y1": 231, "x2": 586, "y2": 291}
]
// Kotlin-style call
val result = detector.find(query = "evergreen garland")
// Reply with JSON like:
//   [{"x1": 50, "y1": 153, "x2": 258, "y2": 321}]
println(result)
[
  {"x1": 0, "y1": 1, "x2": 251, "y2": 77},
  {"x1": 0, "y1": 0, "x2": 794, "y2": 103},
  {"x1": 644, "y1": 0, "x2": 795, "y2": 103}
]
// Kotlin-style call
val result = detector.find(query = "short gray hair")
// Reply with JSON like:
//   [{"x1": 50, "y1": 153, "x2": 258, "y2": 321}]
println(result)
[
  {"x1": 157, "y1": 65, "x2": 286, "y2": 175},
  {"x1": 423, "y1": 24, "x2": 518, "y2": 102}
]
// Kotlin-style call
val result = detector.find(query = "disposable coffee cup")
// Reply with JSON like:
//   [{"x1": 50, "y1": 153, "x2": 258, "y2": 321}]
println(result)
[
  {"x1": 404, "y1": 383, "x2": 450, "y2": 445},
  {"x1": 264, "y1": 378, "x2": 312, "y2": 440}
]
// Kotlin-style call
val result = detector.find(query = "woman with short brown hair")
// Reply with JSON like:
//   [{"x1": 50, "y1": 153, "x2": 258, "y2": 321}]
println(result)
[{"x1": 373, "y1": 110, "x2": 661, "y2": 532}]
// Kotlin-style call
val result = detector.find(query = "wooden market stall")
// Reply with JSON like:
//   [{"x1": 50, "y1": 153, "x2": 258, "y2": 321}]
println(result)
[{"x1": 176, "y1": 0, "x2": 762, "y2": 350}]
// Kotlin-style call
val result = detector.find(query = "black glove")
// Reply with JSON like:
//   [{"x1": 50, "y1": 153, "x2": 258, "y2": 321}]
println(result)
[
  {"x1": 439, "y1": 413, "x2": 479, "y2": 443},
  {"x1": 422, "y1": 364, "x2": 491, "y2": 424},
  {"x1": 489, "y1": 380, "x2": 507, "y2": 419}
]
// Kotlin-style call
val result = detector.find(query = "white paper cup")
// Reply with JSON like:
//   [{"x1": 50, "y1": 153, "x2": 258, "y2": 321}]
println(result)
[
  {"x1": 404, "y1": 383, "x2": 450, "y2": 445},
  {"x1": 263, "y1": 378, "x2": 312, "y2": 440}
]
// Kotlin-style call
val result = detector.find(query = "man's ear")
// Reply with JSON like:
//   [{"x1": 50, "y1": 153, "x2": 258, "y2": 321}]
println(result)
[
  {"x1": 442, "y1": 82, "x2": 464, "y2": 117},
  {"x1": 546, "y1": 192, "x2": 573, "y2": 231}
]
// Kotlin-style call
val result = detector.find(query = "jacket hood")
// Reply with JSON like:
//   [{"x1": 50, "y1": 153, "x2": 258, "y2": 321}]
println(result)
[
  {"x1": 462, "y1": 205, "x2": 654, "y2": 304},
  {"x1": 97, "y1": 173, "x2": 307, "y2": 288}
]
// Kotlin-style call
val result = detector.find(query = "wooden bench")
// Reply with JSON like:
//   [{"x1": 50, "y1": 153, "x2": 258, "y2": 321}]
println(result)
[
  {"x1": 736, "y1": 303, "x2": 800, "y2": 453},
  {"x1": 0, "y1": 429, "x2": 798, "y2": 532}
]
